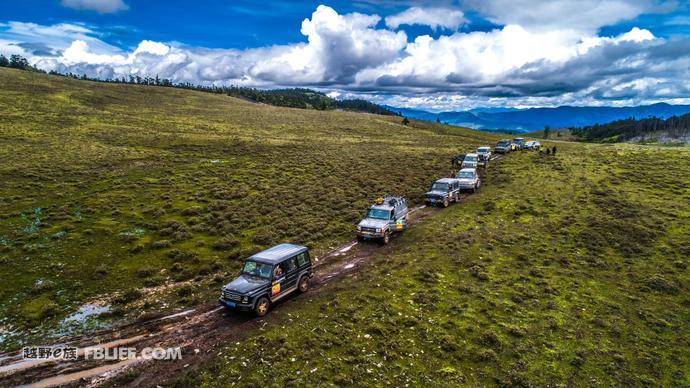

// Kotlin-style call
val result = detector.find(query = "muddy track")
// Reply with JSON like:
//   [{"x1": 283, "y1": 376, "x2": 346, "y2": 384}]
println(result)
[{"x1": 1, "y1": 155, "x2": 503, "y2": 387}]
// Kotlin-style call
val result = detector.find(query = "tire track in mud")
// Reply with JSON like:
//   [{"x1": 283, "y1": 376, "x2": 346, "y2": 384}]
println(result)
[{"x1": 4, "y1": 154, "x2": 505, "y2": 387}]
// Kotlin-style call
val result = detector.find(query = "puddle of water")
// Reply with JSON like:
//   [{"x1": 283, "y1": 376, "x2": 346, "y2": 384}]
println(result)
[
  {"x1": 344, "y1": 263, "x2": 355, "y2": 269},
  {"x1": 62, "y1": 304, "x2": 111, "y2": 325}
]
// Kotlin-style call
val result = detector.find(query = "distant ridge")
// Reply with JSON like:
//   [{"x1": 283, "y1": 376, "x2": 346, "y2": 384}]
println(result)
[{"x1": 388, "y1": 103, "x2": 690, "y2": 133}]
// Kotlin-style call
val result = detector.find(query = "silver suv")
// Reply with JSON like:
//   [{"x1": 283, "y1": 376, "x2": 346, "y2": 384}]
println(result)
[
  {"x1": 455, "y1": 168, "x2": 481, "y2": 192},
  {"x1": 461, "y1": 153, "x2": 479, "y2": 169},
  {"x1": 356, "y1": 196, "x2": 409, "y2": 244}
]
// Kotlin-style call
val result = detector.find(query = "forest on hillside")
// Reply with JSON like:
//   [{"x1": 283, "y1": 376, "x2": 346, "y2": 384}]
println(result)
[{"x1": 571, "y1": 113, "x2": 690, "y2": 142}]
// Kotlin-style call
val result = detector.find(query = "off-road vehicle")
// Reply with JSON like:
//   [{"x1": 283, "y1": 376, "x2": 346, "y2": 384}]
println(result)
[
  {"x1": 525, "y1": 140, "x2": 541, "y2": 150},
  {"x1": 356, "y1": 196, "x2": 409, "y2": 244},
  {"x1": 512, "y1": 137, "x2": 526, "y2": 150},
  {"x1": 220, "y1": 243, "x2": 312, "y2": 317},
  {"x1": 455, "y1": 168, "x2": 481, "y2": 192},
  {"x1": 494, "y1": 139, "x2": 512, "y2": 154},
  {"x1": 476, "y1": 146, "x2": 491, "y2": 167},
  {"x1": 425, "y1": 178, "x2": 461, "y2": 207},
  {"x1": 461, "y1": 153, "x2": 479, "y2": 169}
]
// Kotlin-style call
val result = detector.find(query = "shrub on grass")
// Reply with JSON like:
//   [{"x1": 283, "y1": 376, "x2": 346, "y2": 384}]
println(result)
[
  {"x1": 151, "y1": 240, "x2": 171, "y2": 249},
  {"x1": 136, "y1": 267, "x2": 155, "y2": 278}
]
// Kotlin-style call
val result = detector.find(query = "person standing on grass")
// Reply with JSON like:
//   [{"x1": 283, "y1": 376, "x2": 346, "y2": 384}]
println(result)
[{"x1": 552, "y1": 146, "x2": 557, "y2": 156}]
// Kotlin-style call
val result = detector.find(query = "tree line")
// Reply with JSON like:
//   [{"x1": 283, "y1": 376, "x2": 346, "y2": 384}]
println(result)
[
  {"x1": 0, "y1": 53, "x2": 398, "y2": 116},
  {"x1": 571, "y1": 114, "x2": 690, "y2": 142}
]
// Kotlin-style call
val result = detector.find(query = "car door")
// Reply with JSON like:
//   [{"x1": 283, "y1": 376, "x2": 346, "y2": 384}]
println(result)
[{"x1": 281, "y1": 256, "x2": 299, "y2": 293}]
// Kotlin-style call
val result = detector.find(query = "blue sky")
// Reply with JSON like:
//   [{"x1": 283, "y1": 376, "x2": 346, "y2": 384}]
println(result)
[{"x1": 1, "y1": 0, "x2": 690, "y2": 110}]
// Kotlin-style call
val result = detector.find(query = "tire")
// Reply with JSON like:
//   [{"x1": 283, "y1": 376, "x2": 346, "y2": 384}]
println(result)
[
  {"x1": 356, "y1": 235, "x2": 364, "y2": 242},
  {"x1": 298, "y1": 276, "x2": 310, "y2": 293},
  {"x1": 382, "y1": 233, "x2": 390, "y2": 245},
  {"x1": 443, "y1": 198, "x2": 449, "y2": 208},
  {"x1": 254, "y1": 296, "x2": 270, "y2": 317}
]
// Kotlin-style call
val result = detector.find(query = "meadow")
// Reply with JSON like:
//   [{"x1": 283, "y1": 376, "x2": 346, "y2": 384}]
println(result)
[
  {"x1": 184, "y1": 143, "x2": 689, "y2": 386},
  {"x1": 0, "y1": 68, "x2": 499, "y2": 348}
]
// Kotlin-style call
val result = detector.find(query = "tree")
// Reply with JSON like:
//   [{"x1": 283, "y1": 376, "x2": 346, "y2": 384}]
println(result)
[
  {"x1": 9, "y1": 54, "x2": 29, "y2": 70},
  {"x1": 402, "y1": 117, "x2": 410, "y2": 125},
  {"x1": 0, "y1": 54, "x2": 8, "y2": 67},
  {"x1": 544, "y1": 125, "x2": 551, "y2": 139}
]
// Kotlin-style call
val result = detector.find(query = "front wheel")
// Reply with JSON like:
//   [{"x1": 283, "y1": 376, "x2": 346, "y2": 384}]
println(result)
[
  {"x1": 382, "y1": 233, "x2": 390, "y2": 245},
  {"x1": 254, "y1": 296, "x2": 270, "y2": 317},
  {"x1": 443, "y1": 198, "x2": 449, "y2": 208},
  {"x1": 298, "y1": 276, "x2": 310, "y2": 293}
]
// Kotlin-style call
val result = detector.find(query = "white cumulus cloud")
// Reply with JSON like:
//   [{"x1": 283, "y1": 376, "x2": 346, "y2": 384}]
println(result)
[
  {"x1": 385, "y1": 7, "x2": 467, "y2": 30},
  {"x1": 1, "y1": 2, "x2": 688, "y2": 110}
]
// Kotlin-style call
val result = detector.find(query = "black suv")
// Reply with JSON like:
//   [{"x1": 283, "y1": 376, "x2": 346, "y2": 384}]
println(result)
[{"x1": 220, "y1": 243, "x2": 313, "y2": 317}]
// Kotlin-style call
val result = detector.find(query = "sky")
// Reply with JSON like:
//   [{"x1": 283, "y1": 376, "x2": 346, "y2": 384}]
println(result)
[{"x1": 1, "y1": 0, "x2": 690, "y2": 111}]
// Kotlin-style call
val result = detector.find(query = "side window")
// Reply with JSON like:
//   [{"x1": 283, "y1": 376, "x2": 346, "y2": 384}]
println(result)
[
  {"x1": 283, "y1": 257, "x2": 297, "y2": 272},
  {"x1": 296, "y1": 252, "x2": 309, "y2": 267}
]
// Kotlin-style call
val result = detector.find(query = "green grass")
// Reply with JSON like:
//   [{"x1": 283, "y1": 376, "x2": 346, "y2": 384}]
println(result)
[
  {"x1": 182, "y1": 143, "x2": 689, "y2": 386},
  {"x1": 0, "y1": 68, "x2": 500, "y2": 346}
]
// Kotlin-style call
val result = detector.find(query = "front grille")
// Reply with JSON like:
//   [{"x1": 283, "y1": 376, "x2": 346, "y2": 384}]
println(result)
[
  {"x1": 361, "y1": 227, "x2": 378, "y2": 234},
  {"x1": 223, "y1": 290, "x2": 242, "y2": 302}
]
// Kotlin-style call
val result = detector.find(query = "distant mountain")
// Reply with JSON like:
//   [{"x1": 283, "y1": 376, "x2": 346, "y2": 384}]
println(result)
[{"x1": 387, "y1": 103, "x2": 690, "y2": 133}]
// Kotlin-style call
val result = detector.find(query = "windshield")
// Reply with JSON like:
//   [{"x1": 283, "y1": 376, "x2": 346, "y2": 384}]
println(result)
[
  {"x1": 464, "y1": 156, "x2": 477, "y2": 162},
  {"x1": 497, "y1": 141, "x2": 509, "y2": 146},
  {"x1": 477, "y1": 148, "x2": 489, "y2": 153},
  {"x1": 457, "y1": 171, "x2": 474, "y2": 179},
  {"x1": 241, "y1": 260, "x2": 273, "y2": 279},
  {"x1": 367, "y1": 208, "x2": 392, "y2": 220},
  {"x1": 431, "y1": 182, "x2": 449, "y2": 191}
]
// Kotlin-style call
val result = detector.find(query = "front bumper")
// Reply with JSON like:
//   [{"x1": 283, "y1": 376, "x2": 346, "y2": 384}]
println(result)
[
  {"x1": 357, "y1": 230, "x2": 385, "y2": 239},
  {"x1": 458, "y1": 183, "x2": 475, "y2": 189},
  {"x1": 219, "y1": 298, "x2": 253, "y2": 311},
  {"x1": 426, "y1": 196, "x2": 447, "y2": 204}
]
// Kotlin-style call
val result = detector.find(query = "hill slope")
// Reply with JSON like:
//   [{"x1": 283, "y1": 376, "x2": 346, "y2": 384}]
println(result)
[
  {"x1": 180, "y1": 144, "x2": 689, "y2": 387},
  {"x1": 0, "y1": 69, "x2": 687, "y2": 387},
  {"x1": 0, "y1": 68, "x2": 497, "y2": 348}
]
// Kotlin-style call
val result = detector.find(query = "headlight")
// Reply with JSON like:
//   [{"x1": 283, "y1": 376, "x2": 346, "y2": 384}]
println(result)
[
  {"x1": 242, "y1": 296, "x2": 249, "y2": 304},
  {"x1": 220, "y1": 288, "x2": 225, "y2": 298},
  {"x1": 375, "y1": 228, "x2": 381, "y2": 233},
  {"x1": 357, "y1": 226, "x2": 361, "y2": 231}
]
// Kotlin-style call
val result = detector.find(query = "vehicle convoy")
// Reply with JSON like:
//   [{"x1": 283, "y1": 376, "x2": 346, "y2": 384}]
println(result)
[
  {"x1": 220, "y1": 243, "x2": 312, "y2": 317},
  {"x1": 512, "y1": 137, "x2": 526, "y2": 150},
  {"x1": 525, "y1": 140, "x2": 541, "y2": 150},
  {"x1": 494, "y1": 139, "x2": 513, "y2": 154},
  {"x1": 461, "y1": 153, "x2": 479, "y2": 169},
  {"x1": 356, "y1": 196, "x2": 409, "y2": 244},
  {"x1": 455, "y1": 168, "x2": 481, "y2": 192},
  {"x1": 425, "y1": 178, "x2": 461, "y2": 207},
  {"x1": 477, "y1": 146, "x2": 491, "y2": 167}
]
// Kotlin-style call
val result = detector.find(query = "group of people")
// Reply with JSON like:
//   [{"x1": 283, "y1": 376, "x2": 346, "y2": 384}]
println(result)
[{"x1": 542, "y1": 145, "x2": 557, "y2": 155}]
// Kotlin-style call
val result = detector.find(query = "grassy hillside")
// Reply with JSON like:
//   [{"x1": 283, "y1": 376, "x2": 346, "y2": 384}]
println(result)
[
  {"x1": 0, "y1": 68, "x2": 499, "y2": 346},
  {"x1": 183, "y1": 143, "x2": 689, "y2": 386}
]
